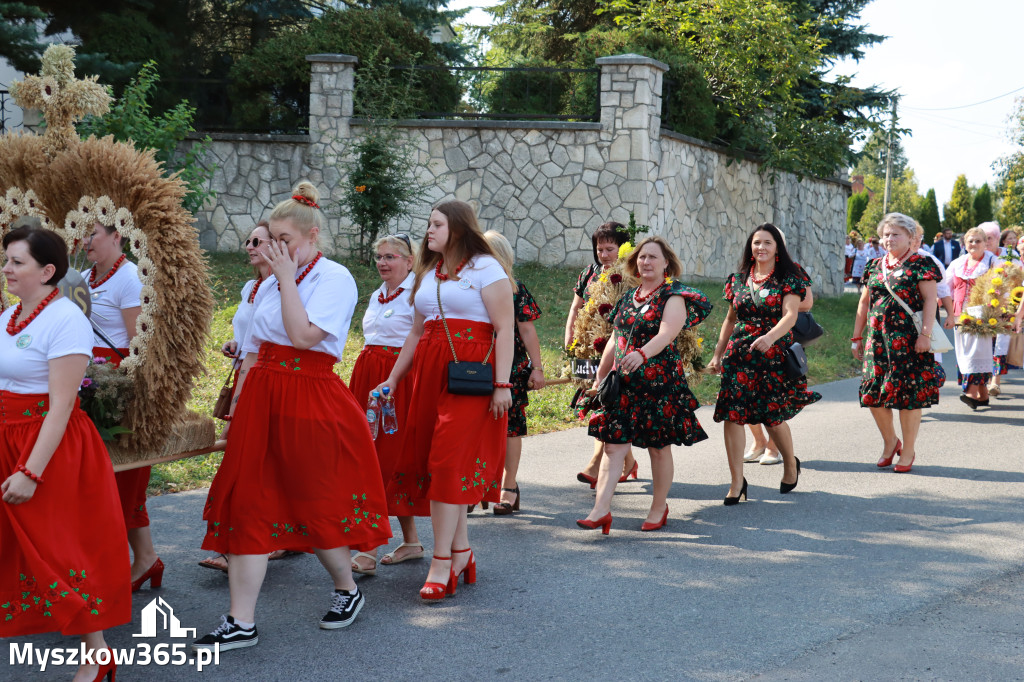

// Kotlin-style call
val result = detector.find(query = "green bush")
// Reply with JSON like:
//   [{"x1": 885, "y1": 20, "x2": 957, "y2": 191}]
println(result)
[{"x1": 229, "y1": 7, "x2": 461, "y2": 129}]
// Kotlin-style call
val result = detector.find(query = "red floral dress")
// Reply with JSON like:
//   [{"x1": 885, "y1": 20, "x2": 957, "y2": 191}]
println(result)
[
  {"x1": 574, "y1": 264, "x2": 602, "y2": 302},
  {"x1": 713, "y1": 271, "x2": 821, "y2": 425},
  {"x1": 508, "y1": 280, "x2": 542, "y2": 437},
  {"x1": 587, "y1": 281, "x2": 711, "y2": 449},
  {"x1": 859, "y1": 255, "x2": 944, "y2": 409}
]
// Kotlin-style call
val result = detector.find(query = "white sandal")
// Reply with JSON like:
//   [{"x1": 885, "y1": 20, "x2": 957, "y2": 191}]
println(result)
[
  {"x1": 743, "y1": 446, "x2": 766, "y2": 463},
  {"x1": 380, "y1": 542, "x2": 425, "y2": 565},
  {"x1": 351, "y1": 551, "x2": 377, "y2": 576}
]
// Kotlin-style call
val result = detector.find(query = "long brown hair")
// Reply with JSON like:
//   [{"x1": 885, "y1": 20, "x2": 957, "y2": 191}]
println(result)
[{"x1": 411, "y1": 200, "x2": 495, "y2": 304}]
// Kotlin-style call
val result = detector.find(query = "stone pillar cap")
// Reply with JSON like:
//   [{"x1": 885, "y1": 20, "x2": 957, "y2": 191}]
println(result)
[
  {"x1": 595, "y1": 54, "x2": 669, "y2": 72},
  {"x1": 305, "y1": 54, "x2": 359, "y2": 63}
]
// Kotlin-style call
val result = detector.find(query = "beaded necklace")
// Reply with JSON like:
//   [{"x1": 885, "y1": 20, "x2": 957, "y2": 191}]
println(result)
[
  {"x1": 633, "y1": 280, "x2": 664, "y2": 305},
  {"x1": 435, "y1": 257, "x2": 468, "y2": 281},
  {"x1": 89, "y1": 254, "x2": 126, "y2": 289},
  {"x1": 277, "y1": 252, "x2": 323, "y2": 290},
  {"x1": 749, "y1": 266, "x2": 774, "y2": 285},
  {"x1": 248, "y1": 277, "x2": 263, "y2": 304},
  {"x1": 6, "y1": 287, "x2": 59, "y2": 336},
  {"x1": 378, "y1": 285, "x2": 405, "y2": 304}
]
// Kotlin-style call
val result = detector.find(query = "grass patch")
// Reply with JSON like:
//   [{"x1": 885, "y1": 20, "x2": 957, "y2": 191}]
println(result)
[{"x1": 151, "y1": 256, "x2": 860, "y2": 494}]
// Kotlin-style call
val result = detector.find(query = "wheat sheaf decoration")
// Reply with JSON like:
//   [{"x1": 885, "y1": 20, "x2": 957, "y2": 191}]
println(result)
[
  {"x1": 0, "y1": 44, "x2": 214, "y2": 460},
  {"x1": 961, "y1": 261, "x2": 1024, "y2": 337}
]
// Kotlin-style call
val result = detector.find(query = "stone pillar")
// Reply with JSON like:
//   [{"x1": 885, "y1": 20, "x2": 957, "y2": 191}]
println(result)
[
  {"x1": 595, "y1": 54, "x2": 668, "y2": 227},
  {"x1": 305, "y1": 54, "x2": 358, "y2": 144}
]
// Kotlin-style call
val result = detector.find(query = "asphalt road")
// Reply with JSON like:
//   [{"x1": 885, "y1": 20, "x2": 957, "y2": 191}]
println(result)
[{"x1": 7, "y1": 354, "x2": 1024, "y2": 681}]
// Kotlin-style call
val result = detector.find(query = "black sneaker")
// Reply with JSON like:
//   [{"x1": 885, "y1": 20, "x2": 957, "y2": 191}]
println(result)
[
  {"x1": 192, "y1": 615, "x2": 258, "y2": 652},
  {"x1": 319, "y1": 588, "x2": 364, "y2": 629}
]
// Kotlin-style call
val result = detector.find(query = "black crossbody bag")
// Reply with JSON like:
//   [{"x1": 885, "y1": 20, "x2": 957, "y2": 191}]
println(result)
[
  {"x1": 438, "y1": 277, "x2": 496, "y2": 396},
  {"x1": 596, "y1": 303, "x2": 642, "y2": 409},
  {"x1": 749, "y1": 279, "x2": 808, "y2": 381}
]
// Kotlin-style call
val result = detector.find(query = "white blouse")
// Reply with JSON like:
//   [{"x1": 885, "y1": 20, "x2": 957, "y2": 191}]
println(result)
[
  {"x1": 81, "y1": 260, "x2": 142, "y2": 348},
  {"x1": 241, "y1": 257, "x2": 357, "y2": 359},
  {"x1": 362, "y1": 273, "x2": 415, "y2": 348},
  {"x1": 231, "y1": 279, "x2": 260, "y2": 346},
  {"x1": 414, "y1": 255, "x2": 508, "y2": 323},
  {"x1": 0, "y1": 298, "x2": 93, "y2": 393},
  {"x1": 917, "y1": 248, "x2": 951, "y2": 299}
]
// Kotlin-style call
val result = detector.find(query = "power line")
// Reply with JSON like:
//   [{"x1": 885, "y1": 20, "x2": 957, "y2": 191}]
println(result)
[{"x1": 904, "y1": 84, "x2": 1024, "y2": 112}]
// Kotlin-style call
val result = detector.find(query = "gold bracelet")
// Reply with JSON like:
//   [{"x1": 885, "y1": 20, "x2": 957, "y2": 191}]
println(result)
[{"x1": 921, "y1": 331, "x2": 932, "y2": 338}]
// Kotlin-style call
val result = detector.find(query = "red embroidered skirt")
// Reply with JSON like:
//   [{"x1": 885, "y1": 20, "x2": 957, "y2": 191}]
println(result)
[
  {"x1": 202, "y1": 343, "x2": 391, "y2": 555},
  {"x1": 348, "y1": 344, "x2": 413, "y2": 516},
  {"x1": 386, "y1": 319, "x2": 507, "y2": 516},
  {"x1": 93, "y1": 347, "x2": 152, "y2": 530},
  {"x1": 0, "y1": 391, "x2": 131, "y2": 636}
]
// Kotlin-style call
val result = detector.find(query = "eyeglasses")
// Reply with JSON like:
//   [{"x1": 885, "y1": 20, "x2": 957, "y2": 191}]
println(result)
[
  {"x1": 374, "y1": 253, "x2": 403, "y2": 262},
  {"x1": 245, "y1": 237, "x2": 265, "y2": 248}
]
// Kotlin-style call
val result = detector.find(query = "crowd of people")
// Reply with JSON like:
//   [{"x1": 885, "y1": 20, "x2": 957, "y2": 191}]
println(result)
[{"x1": 3, "y1": 181, "x2": 1023, "y2": 679}]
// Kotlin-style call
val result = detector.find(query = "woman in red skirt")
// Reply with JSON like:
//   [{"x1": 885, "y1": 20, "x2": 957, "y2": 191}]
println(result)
[
  {"x1": 194, "y1": 182, "x2": 391, "y2": 652},
  {"x1": 349, "y1": 233, "x2": 424, "y2": 575},
  {"x1": 1, "y1": 223, "x2": 131, "y2": 682},
  {"x1": 378, "y1": 200, "x2": 514, "y2": 601},
  {"x1": 82, "y1": 219, "x2": 161, "y2": 592}
]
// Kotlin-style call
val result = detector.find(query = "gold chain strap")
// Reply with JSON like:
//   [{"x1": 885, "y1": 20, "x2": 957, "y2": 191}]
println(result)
[{"x1": 436, "y1": 275, "x2": 494, "y2": 364}]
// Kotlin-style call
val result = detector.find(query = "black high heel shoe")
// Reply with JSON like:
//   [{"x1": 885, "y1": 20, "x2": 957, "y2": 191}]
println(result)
[
  {"x1": 780, "y1": 457, "x2": 801, "y2": 494},
  {"x1": 724, "y1": 478, "x2": 748, "y2": 506}
]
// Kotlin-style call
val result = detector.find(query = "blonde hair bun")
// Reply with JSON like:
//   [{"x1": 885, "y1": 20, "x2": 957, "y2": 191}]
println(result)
[{"x1": 293, "y1": 181, "x2": 320, "y2": 205}]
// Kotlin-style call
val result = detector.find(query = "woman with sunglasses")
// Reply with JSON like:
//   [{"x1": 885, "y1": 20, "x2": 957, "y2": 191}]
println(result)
[
  {"x1": 81, "y1": 219, "x2": 162, "y2": 594},
  {"x1": 349, "y1": 233, "x2": 425, "y2": 575},
  {"x1": 200, "y1": 221, "x2": 299, "y2": 573}
]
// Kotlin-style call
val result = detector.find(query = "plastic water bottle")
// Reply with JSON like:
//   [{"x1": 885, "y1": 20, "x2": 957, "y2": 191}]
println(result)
[
  {"x1": 366, "y1": 391, "x2": 381, "y2": 440},
  {"x1": 381, "y1": 386, "x2": 399, "y2": 435}
]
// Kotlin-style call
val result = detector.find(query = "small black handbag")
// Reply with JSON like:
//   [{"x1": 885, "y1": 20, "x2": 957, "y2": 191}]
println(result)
[
  {"x1": 791, "y1": 311, "x2": 824, "y2": 346},
  {"x1": 438, "y1": 277, "x2": 495, "y2": 396},
  {"x1": 597, "y1": 370, "x2": 621, "y2": 409},
  {"x1": 783, "y1": 342, "x2": 808, "y2": 380}
]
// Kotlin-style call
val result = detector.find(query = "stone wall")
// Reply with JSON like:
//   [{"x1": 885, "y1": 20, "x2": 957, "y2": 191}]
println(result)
[{"x1": 187, "y1": 53, "x2": 850, "y2": 295}]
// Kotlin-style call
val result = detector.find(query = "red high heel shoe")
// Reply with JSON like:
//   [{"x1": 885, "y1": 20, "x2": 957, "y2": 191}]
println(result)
[
  {"x1": 131, "y1": 558, "x2": 164, "y2": 592},
  {"x1": 419, "y1": 556, "x2": 455, "y2": 601},
  {"x1": 893, "y1": 453, "x2": 916, "y2": 473},
  {"x1": 876, "y1": 438, "x2": 902, "y2": 468},
  {"x1": 452, "y1": 547, "x2": 476, "y2": 585},
  {"x1": 641, "y1": 506, "x2": 669, "y2": 532},
  {"x1": 577, "y1": 472, "x2": 598, "y2": 489},
  {"x1": 576, "y1": 513, "x2": 613, "y2": 535},
  {"x1": 619, "y1": 460, "x2": 639, "y2": 483},
  {"x1": 92, "y1": 650, "x2": 116, "y2": 681}
]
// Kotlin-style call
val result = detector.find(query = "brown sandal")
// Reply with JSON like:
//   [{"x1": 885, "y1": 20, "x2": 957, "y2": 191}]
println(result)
[
  {"x1": 198, "y1": 554, "x2": 228, "y2": 573},
  {"x1": 493, "y1": 486, "x2": 520, "y2": 516}
]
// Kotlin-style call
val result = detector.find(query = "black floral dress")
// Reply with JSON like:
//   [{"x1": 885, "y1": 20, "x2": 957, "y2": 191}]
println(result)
[
  {"x1": 574, "y1": 263, "x2": 603, "y2": 302},
  {"x1": 859, "y1": 255, "x2": 944, "y2": 409},
  {"x1": 508, "y1": 280, "x2": 542, "y2": 438},
  {"x1": 713, "y1": 271, "x2": 821, "y2": 426},
  {"x1": 587, "y1": 281, "x2": 711, "y2": 449}
]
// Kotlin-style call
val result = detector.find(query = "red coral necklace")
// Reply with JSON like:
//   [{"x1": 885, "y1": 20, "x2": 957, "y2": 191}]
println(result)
[
  {"x1": 89, "y1": 254, "x2": 126, "y2": 289},
  {"x1": 248, "y1": 277, "x2": 263, "y2": 303},
  {"x1": 749, "y1": 266, "x2": 774, "y2": 285},
  {"x1": 633, "y1": 281, "x2": 663, "y2": 305},
  {"x1": 378, "y1": 285, "x2": 405, "y2": 304},
  {"x1": 435, "y1": 257, "x2": 468, "y2": 281},
  {"x1": 278, "y1": 252, "x2": 322, "y2": 290},
  {"x1": 7, "y1": 287, "x2": 59, "y2": 336}
]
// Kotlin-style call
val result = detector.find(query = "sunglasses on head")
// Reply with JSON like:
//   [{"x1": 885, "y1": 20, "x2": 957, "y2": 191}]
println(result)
[
  {"x1": 393, "y1": 233, "x2": 412, "y2": 250},
  {"x1": 245, "y1": 237, "x2": 266, "y2": 248}
]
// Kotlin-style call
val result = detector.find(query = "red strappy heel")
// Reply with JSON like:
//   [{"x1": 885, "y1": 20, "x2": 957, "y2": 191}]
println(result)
[
  {"x1": 452, "y1": 547, "x2": 476, "y2": 585},
  {"x1": 419, "y1": 556, "x2": 455, "y2": 601}
]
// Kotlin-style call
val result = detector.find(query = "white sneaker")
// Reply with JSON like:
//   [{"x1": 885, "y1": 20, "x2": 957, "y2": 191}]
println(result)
[
  {"x1": 743, "y1": 446, "x2": 766, "y2": 463},
  {"x1": 759, "y1": 451, "x2": 783, "y2": 465}
]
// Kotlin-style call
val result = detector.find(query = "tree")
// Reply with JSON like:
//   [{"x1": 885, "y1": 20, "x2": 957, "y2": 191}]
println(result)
[
  {"x1": 847, "y1": 191, "x2": 869, "y2": 233},
  {"x1": 0, "y1": 2, "x2": 47, "y2": 73},
  {"x1": 853, "y1": 128, "x2": 908, "y2": 179},
  {"x1": 920, "y1": 189, "x2": 941, "y2": 241},
  {"x1": 857, "y1": 170, "x2": 922, "y2": 235},
  {"x1": 943, "y1": 174, "x2": 975, "y2": 232},
  {"x1": 996, "y1": 97, "x2": 1024, "y2": 226},
  {"x1": 973, "y1": 182, "x2": 993, "y2": 224}
]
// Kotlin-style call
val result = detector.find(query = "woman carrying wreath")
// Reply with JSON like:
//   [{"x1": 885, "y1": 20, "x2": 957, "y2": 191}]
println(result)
[
  {"x1": 1, "y1": 223, "x2": 131, "y2": 682},
  {"x1": 708, "y1": 223, "x2": 820, "y2": 504},
  {"x1": 852, "y1": 213, "x2": 944, "y2": 472},
  {"x1": 578, "y1": 236, "x2": 710, "y2": 534},
  {"x1": 565, "y1": 221, "x2": 638, "y2": 488}
]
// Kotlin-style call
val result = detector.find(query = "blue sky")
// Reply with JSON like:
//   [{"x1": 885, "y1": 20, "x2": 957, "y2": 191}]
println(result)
[{"x1": 451, "y1": 0, "x2": 1024, "y2": 213}]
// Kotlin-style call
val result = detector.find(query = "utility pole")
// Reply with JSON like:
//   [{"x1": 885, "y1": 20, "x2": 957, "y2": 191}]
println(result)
[{"x1": 882, "y1": 98, "x2": 898, "y2": 214}]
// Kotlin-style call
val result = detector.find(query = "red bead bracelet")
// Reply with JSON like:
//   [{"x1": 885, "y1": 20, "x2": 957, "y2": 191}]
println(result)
[
  {"x1": 493, "y1": 381, "x2": 513, "y2": 389},
  {"x1": 16, "y1": 464, "x2": 43, "y2": 484}
]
